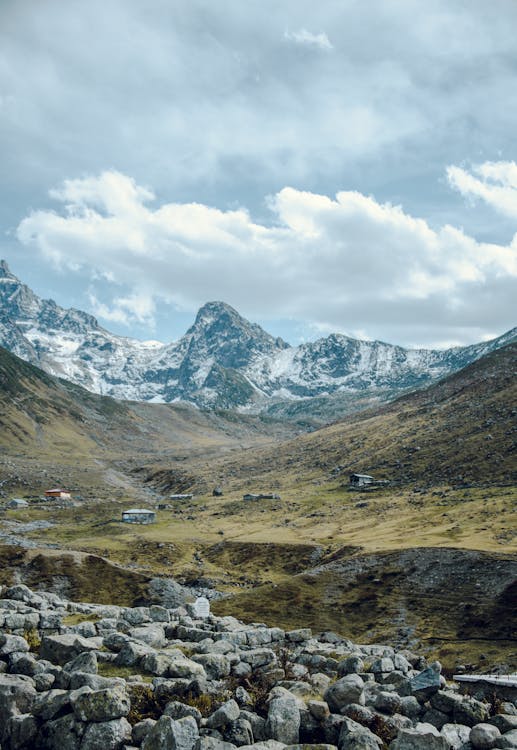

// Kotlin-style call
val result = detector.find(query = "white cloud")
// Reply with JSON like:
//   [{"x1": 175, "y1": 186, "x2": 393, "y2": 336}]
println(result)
[
  {"x1": 88, "y1": 289, "x2": 155, "y2": 326},
  {"x1": 16, "y1": 170, "x2": 517, "y2": 343},
  {"x1": 284, "y1": 28, "x2": 333, "y2": 51},
  {"x1": 447, "y1": 161, "x2": 517, "y2": 219}
]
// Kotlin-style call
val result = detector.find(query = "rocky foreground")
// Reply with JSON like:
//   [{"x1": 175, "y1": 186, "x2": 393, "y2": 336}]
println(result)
[{"x1": 0, "y1": 585, "x2": 516, "y2": 750}]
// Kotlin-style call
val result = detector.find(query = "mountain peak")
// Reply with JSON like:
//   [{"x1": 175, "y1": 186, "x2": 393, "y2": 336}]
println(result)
[
  {"x1": 194, "y1": 300, "x2": 240, "y2": 325},
  {"x1": 0, "y1": 260, "x2": 18, "y2": 282}
]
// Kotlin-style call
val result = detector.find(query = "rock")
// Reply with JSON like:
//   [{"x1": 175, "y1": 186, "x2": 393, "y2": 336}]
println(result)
[
  {"x1": 266, "y1": 688, "x2": 300, "y2": 744},
  {"x1": 72, "y1": 685, "x2": 130, "y2": 721},
  {"x1": 115, "y1": 640, "x2": 155, "y2": 667},
  {"x1": 469, "y1": 723, "x2": 501, "y2": 749},
  {"x1": 454, "y1": 696, "x2": 490, "y2": 727},
  {"x1": 337, "y1": 656, "x2": 364, "y2": 676},
  {"x1": 235, "y1": 686, "x2": 253, "y2": 707},
  {"x1": 0, "y1": 674, "x2": 37, "y2": 743},
  {"x1": 196, "y1": 739, "x2": 237, "y2": 750},
  {"x1": 495, "y1": 729, "x2": 517, "y2": 748},
  {"x1": 338, "y1": 717, "x2": 382, "y2": 749},
  {"x1": 490, "y1": 715, "x2": 517, "y2": 733},
  {"x1": 0, "y1": 634, "x2": 30, "y2": 655},
  {"x1": 410, "y1": 667, "x2": 441, "y2": 701},
  {"x1": 193, "y1": 653, "x2": 231, "y2": 680},
  {"x1": 164, "y1": 702, "x2": 203, "y2": 726},
  {"x1": 206, "y1": 699, "x2": 241, "y2": 729},
  {"x1": 440, "y1": 723, "x2": 471, "y2": 749},
  {"x1": 40, "y1": 634, "x2": 98, "y2": 665},
  {"x1": 373, "y1": 691, "x2": 402, "y2": 715},
  {"x1": 130, "y1": 624, "x2": 167, "y2": 649},
  {"x1": 324, "y1": 674, "x2": 365, "y2": 712},
  {"x1": 308, "y1": 700, "x2": 330, "y2": 721},
  {"x1": 133, "y1": 718, "x2": 157, "y2": 744},
  {"x1": 286, "y1": 629, "x2": 312, "y2": 642},
  {"x1": 389, "y1": 724, "x2": 449, "y2": 749},
  {"x1": 63, "y1": 649, "x2": 98, "y2": 674},
  {"x1": 142, "y1": 715, "x2": 199, "y2": 750},
  {"x1": 371, "y1": 657, "x2": 395, "y2": 675},
  {"x1": 81, "y1": 717, "x2": 132, "y2": 750},
  {"x1": 4, "y1": 712, "x2": 38, "y2": 750},
  {"x1": 223, "y1": 717, "x2": 254, "y2": 746},
  {"x1": 39, "y1": 712, "x2": 85, "y2": 750}
]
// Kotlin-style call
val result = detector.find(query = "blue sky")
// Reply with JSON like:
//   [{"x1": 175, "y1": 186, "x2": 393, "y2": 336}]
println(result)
[{"x1": 1, "y1": 0, "x2": 516, "y2": 348}]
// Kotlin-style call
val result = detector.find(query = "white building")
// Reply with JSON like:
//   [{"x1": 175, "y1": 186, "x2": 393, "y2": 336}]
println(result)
[{"x1": 121, "y1": 508, "x2": 156, "y2": 524}]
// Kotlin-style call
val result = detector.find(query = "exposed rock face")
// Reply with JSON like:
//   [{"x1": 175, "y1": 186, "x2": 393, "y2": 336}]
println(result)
[
  {"x1": 0, "y1": 581, "x2": 516, "y2": 750},
  {"x1": 1, "y1": 260, "x2": 515, "y2": 411}
]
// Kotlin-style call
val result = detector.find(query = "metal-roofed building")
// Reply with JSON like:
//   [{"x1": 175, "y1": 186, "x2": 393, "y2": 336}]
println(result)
[{"x1": 121, "y1": 508, "x2": 156, "y2": 524}]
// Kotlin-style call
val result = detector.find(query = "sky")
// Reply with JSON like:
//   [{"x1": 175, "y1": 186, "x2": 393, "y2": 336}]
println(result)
[{"x1": 1, "y1": 0, "x2": 516, "y2": 349}]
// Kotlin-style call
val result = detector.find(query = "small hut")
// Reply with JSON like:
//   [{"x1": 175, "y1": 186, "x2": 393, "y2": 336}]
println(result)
[
  {"x1": 44, "y1": 488, "x2": 71, "y2": 500},
  {"x1": 121, "y1": 508, "x2": 156, "y2": 524},
  {"x1": 349, "y1": 473, "x2": 374, "y2": 488}
]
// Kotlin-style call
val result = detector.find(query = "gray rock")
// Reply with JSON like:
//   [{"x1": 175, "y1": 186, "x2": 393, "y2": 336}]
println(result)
[
  {"x1": 410, "y1": 668, "x2": 441, "y2": 701},
  {"x1": 495, "y1": 729, "x2": 517, "y2": 748},
  {"x1": 40, "y1": 713, "x2": 85, "y2": 750},
  {"x1": 308, "y1": 700, "x2": 330, "y2": 721},
  {"x1": 193, "y1": 653, "x2": 231, "y2": 680},
  {"x1": 371, "y1": 657, "x2": 395, "y2": 675},
  {"x1": 0, "y1": 673, "x2": 37, "y2": 743},
  {"x1": 324, "y1": 674, "x2": 365, "y2": 712},
  {"x1": 206, "y1": 699, "x2": 241, "y2": 729},
  {"x1": 72, "y1": 685, "x2": 130, "y2": 722},
  {"x1": 81, "y1": 717, "x2": 132, "y2": 750},
  {"x1": 63, "y1": 649, "x2": 98, "y2": 675},
  {"x1": 338, "y1": 717, "x2": 382, "y2": 749},
  {"x1": 33, "y1": 688, "x2": 72, "y2": 720},
  {"x1": 490, "y1": 716, "x2": 517, "y2": 733},
  {"x1": 223, "y1": 717, "x2": 254, "y2": 746},
  {"x1": 142, "y1": 715, "x2": 199, "y2": 750},
  {"x1": 196, "y1": 739, "x2": 237, "y2": 750},
  {"x1": 241, "y1": 710, "x2": 267, "y2": 742},
  {"x1": 164, "y1": 701, "x2": 203, "y2": 725},
  {"x1": 133, "y1": 718, "x2": 157, "y2": 745},
  {"x1": 266, "y1": 689, "x2": 300, "y2": 745},
  {"x1": 121, "y1": 607, "x2": 152, "y2": 625},
  {"x1": 441, "y1": 723, "x2": 471, "y2": 749},
  {"x1": 454, "y1": 697, "x2": 490, "y2": 727},
  {"x1": 4, "y1": 712, "x2": 38, "y2": 750},
  {"x1": 398, "y1": 695, "x2": 421, "y2": 719},
  {"x1": 130, "y1": 624, "x2": 167, "y2": 649},
  {"x1": 469, "y1": 723, "x2": 501, "y2": 749},
  {"x1": 422, "y1": 707, "x2": 449, "y2": 730},
  {"x1": 40, "y1": 634, "x2": 98, "y2": 665},
  {"x1": 286, "y1": 629, "x2": 312, "y2": 642},
  {"x1": 337, "y1": 656, "x2": 364, "y2": 676},
  {"x1": 389, "y1": 724, "x2": 449, "y2": 749},
  {"x1": 0, "y1": 634, "x2": 30, "y2": 655},
  {"x1": 115, "y1": 640, "x2": 155, "y2": 667},
  {"x1": 239, "y1": 742, "x2": 285, "y2": 750}
]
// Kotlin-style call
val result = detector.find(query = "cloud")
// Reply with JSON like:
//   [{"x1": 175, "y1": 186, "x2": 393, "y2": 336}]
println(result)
[
  {"x1": 447, "y1": 161, "x2": 517, "y2": 219},
  {"x1": 88, "y1": 289, "x2": 156, "y2": 326},
  {"x1": 16, "y1": 170, "x2": 517, "y2": 345},
  {"x1": 284, "y1": 28, "x2": 333, "y2": 50}
]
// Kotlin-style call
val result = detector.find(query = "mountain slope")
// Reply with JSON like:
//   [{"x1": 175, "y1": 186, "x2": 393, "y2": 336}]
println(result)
[
  {"x1": 0, "y1": 345, "x2": 299, "y2": 463},
  {"x1": 172, "y1": 341, "x2": 517, "y2": 490},
  {"x1": 1, "y1": 259, "x2": 515, "y2": 412}
]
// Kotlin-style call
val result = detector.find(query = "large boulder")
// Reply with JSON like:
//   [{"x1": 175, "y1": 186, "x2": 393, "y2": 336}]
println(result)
[
  {"x1": 324, "y1": 674, "x2": 365, "y2": 712},
  {"x1": 0, "y1": 674, "x2": 37, "y2": 743},
  {"x1": 206, "y1": 699, "x2": 241, "y2": 729},
  {"x1": 80, "y1": 717, "x2": 132, "y2": 750},
  {"x1": 440, "y1": 723, "x2": 471, "y2": 749},
  {"x1": 410, "y1": 668, "x2": 441, "y2": 702},
  {"x1": 142, "y1": 715, "x2": 199, "y2": 750},
  {"x1": 71, "y1": 685, "x2": 130, "y2": 722},
  {"x1": 469, "y1": 723, "x2": 501, "y2": 749},
  {"x1": 338, "y1": 717, "x2": 383, "y2": 749},
  {"x1": 39, "y1": 634, "x2": 98, "y2": 666},
  {"x1": 265, "y1": 688, "x2": 300, "y2": 744},
  {"x1": 389, "y1": 723, "x2": 449, "y2": 749}
]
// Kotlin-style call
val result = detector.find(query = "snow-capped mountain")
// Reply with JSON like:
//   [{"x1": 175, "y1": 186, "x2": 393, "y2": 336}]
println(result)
[{"x1": 1, "y1": 259, "x2": 515, "y2": 412}]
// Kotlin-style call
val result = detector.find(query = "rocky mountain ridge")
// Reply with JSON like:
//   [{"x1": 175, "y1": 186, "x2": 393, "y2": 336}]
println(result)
[
  {"x1": 1, "y1": 260, "x2": 515, "y2": 412},
  {"x1": 1, "y1": 581, "x2": 516, "y2": 750}
]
